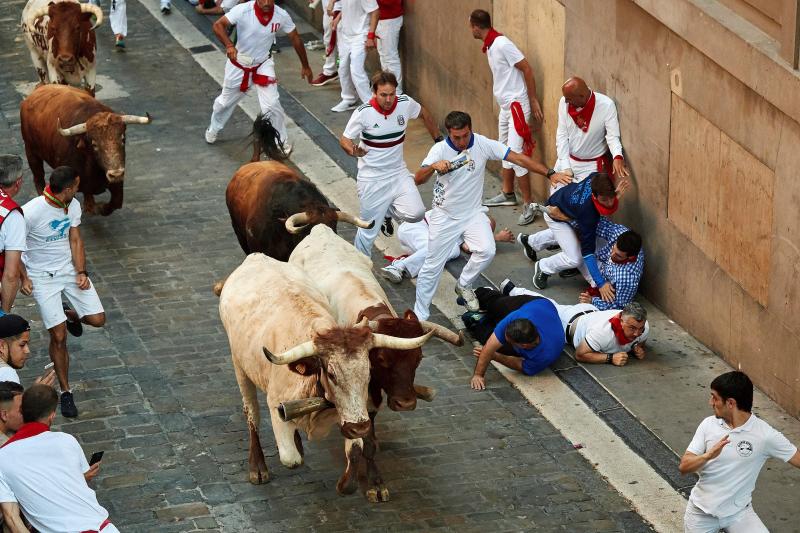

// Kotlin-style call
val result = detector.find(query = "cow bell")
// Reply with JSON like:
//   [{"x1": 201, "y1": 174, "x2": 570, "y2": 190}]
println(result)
[{"x1": 277, "y1": 397, "x2": 334, "y2": 422}]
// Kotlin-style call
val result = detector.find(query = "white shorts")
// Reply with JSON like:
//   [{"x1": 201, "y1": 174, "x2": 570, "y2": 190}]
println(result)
[
  {"x1": 684, "y1": 501, "x2": 768, "y2": 533},
  {"x1": 29, "y1": 266, "x2": 104, "y2": 330},
  {"x1": 499, "y1": 100, "x2": 530, "y2": 177}
]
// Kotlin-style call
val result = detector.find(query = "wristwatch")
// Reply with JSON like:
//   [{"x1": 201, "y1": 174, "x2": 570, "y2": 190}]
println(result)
[
  {"x1": 434, "y1": 135, "x2": 444, "y2": 144},
  {"x1": 546, "y1": 168, "x2": 556, "y2": 178}
]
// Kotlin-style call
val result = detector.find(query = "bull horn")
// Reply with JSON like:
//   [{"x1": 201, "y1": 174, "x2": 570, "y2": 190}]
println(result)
[
  {"x1": 419, "y1": 320, "x2": 464, "y2": 347},
  {"x1": 80, "y1": 3, "x2": 104, "y2": 30},
  {"x1": 335, "y1": 211, "x2": 374, "y2": 229},
  {"x1": 285, "y1": 212, "x2": 310, "y2": 234},
  {"x1": 262, "y1": 341, "x2": 317, "y2": 365},
  {"x1": 120, "y1": 113, "x2": 152, "y2": 125},
  {"x1": 371, "y1": 329, "x2": 435, "y2": 350},
  {"x1": 57, "y1": 118, "x2": 87, "y2": 137},
  {"x1": 25, "y1": 5, "x2": 51, "y2": 24}
]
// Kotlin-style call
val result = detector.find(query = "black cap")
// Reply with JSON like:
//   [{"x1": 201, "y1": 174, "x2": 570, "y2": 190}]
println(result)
[{"x1": 0, "y1": 314, "x2": 30, "y2": 339}]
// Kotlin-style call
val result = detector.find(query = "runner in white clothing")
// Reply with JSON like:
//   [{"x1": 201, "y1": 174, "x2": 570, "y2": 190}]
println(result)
[
  {"x1": 469, "y1": 9, "x2": 545, "y2": 226},
  {"x1": 331, "y1": 0, "x2": 379, "y2": 112},
  {"x1": 412, "y1": 111, "x2": 570, "y2": 320},
  {"x1": 679, "y1": 371, "x2": 800, "y2": 533},
  {"x1": 205, "y1": 0, "x2": 312, "y2": 149},
  {"x1": 340, "y1": 71, "x2": 441, "y2": 256}
]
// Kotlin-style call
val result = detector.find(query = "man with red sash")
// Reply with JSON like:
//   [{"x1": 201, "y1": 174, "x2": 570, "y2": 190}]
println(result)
[
  {"x1": 205, "y1": 0, "x2": 312, "y2": 150},
  {"x1": 555, "y1": 77, "x2": 630, "y2": 184},
  {"x1": 0, "y1": 385, "x2": 116, "y2": 533},
  {"x1": 0, "y1": 156, "x2": 26, "y2": 315},
  {"x1": 469, "y1": 9, "x2": 546, "y2": 226},
  {"x1": 340, "y1": 70, "x2": 441, "y2": 256}
]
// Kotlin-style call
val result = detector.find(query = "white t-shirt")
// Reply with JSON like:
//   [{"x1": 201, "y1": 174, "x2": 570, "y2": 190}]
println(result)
[
  {"x1": 339, "y1": 0, "x2": 379, "y2": 37},
  {"x1": 687, "y1": 415, "x2": 797, "y2": 518},
  {"x1": 343, "y1": 95, "x2": 421, "y2": 180},
  {"x1": 22, "y1": 196, "x2": 81, "y2": 274},
  {"x1": 555, "y1": 91, "x2": 623, "y2": 171},
  {"x1": 422, "y1": 133, "x2": 510, "y2": 220},
  {"x1": 224, "y1": 2, "x2": 295, "y2": 84},
  {"x1": 0, "y1": 210, "x2": 26, "y2": 253},
  {"x1": 0, "y1": 430, "x2": 110, "y2": 533},
  {"x1": 0, "y1": 363, "x2": 20, "y2": 384},
  {"x1": 486, "y1": 35, "x2": 527, "y2": 109},
  {"x1": 571, "y1": 309, "x2": 649, "y2": 352}
]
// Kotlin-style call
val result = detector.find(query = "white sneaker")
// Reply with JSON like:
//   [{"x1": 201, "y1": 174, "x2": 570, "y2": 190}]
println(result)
[
  {"x1": 331, "y1": 100, "x2": 357, "y2": 113},
  {"x1": 204, "y1": 128, "x2": 218, "y2": 144},
  {"x1": 282, "y1": 143, "x2": 293, "y2": 157},
  {"x1": 380, "y1": 264, "x2": 404, "y2": 284},
  {"x1": 455, "y1": 284, "x2": 480, "y2": 312}
]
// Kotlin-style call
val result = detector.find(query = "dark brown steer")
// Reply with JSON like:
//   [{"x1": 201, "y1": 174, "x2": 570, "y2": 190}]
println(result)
[
  {"x1": 225, "y1": 161, "x2": 372, "y2": 260},
  {"x1": 20, "y1": 85, "x2": 151, "y2": 216}
]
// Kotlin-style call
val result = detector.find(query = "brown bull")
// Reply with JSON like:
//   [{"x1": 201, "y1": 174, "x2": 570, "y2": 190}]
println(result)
[
  {"x1": 20, "y1": 85, "x2": 151, "y2": 216},
  {"x1": 225, "y1": 161, "x2": 372, "y2": 260}
]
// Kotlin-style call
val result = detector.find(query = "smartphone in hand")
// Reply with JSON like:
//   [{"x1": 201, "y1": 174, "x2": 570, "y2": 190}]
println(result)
[{"x1": 89, "y1": 451, "x2": 104, "y2": 466}]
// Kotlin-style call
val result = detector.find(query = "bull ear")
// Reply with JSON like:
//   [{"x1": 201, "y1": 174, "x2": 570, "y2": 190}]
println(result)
[
  {"x1": 288, "y1": 357, "x2": 320, "y2": 376},
  {"x1": 404, "y1": 309, "x2": 418, "y2": 321}
]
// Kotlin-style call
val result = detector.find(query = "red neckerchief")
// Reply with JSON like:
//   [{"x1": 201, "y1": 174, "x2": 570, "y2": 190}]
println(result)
[
  {"x1": 481, "y1": 28, "x2": 503, "y2": 53},
  {"x1": 383, "y1": 254, "x2": 408, "y2": 262},
  {"x1": 253, "y1": 1, "x2": 274, "y2": 26},
  {"x1": 567, "y1": 91, "x2": 596, "y2": 132},
  {"x1": 1, "y1": 422, "x2": 49, "y2": 448},
  {"x1": 612, "y1": 254, "x2": 638, "y2": 264},
  {"x1": 510, "y1": 102, "x2": 535, "y2": 156},
  {"x1": 609, "y1": 313, "x2": 635, "y2": 345},
  {"x1": 43, "y1": 185, "x2": 68, "y2": 214},
  {"x1": 370, "y1": 96, "x2": 398, "y2": 118},
  {"x1": 592, "y1": 194, "x2": 618, "y2": 216}
]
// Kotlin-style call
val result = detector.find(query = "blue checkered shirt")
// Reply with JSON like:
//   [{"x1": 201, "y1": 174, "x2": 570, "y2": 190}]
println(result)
[{"x1": 591, "y1": 218, "x2": 644, "y2": 310}]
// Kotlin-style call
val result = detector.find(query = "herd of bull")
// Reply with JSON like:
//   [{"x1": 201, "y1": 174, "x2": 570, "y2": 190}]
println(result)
[{"x1": 15, "y1": 0, "x2": 464, "y2": 503}]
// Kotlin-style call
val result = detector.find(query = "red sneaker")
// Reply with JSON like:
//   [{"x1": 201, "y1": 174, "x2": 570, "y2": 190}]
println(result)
[{"x1": 311, "y1": 72, "x2": 339, "y2": 86}]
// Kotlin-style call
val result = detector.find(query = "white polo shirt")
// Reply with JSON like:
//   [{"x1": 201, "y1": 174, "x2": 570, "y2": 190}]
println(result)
[
  {"x1": 0, "y1": 430, "x2": 110, "y2": 533},
  {"x1": 22, "y1": 196, "x2": 81, "y2": 274},
  {"x1": 555, "y1": 91, "x2": 624, "y2": 169},
  {"x1": 687, "y1": 414, "x2": 797, "y2": 518},
  {"x1": 422, "y1": 133, "x2": 510, "y2": 220},
  {"x1": 571, "y1": 309, "x2": 649, "y2": 352},
  {"x1": 0, "y1": 362, "x2": 20, "y2": 384},
  {"x1": 0, "y1": 210, "x2": 26, "y2": 253},
  {"x1": 486, "y1": 35, "x2": 527, "y2": 109},
  {"x1": 343, "y1": 95, "x2": 421, "y2": 181},
  {"x1": 339, "y1": 0, "x2": 379, "y2": 38}
]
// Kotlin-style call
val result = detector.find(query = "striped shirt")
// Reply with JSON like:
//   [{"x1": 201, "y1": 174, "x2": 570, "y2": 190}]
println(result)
[{"x1": 343, "y1": 95, "x2": 421, "y2": 181}]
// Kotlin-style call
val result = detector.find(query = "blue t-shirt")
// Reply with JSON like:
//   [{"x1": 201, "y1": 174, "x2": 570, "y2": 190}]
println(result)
[{"x1": 492, "y1": 299, "x2": 565, "y2": 376}]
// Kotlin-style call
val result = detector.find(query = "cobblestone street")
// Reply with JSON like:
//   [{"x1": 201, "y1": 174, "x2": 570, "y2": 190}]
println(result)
[{"x1": 0, "y1": 1, "x2": 657, "y2": 531}]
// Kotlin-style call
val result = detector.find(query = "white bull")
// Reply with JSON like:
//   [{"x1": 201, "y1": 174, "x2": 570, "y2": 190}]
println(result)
[
  {"x1": 217, "y1": 254, "x2": 433, "y2": 487},
  {"x1": 21, "y1": 0, "x2": 103, "y2": 95}
]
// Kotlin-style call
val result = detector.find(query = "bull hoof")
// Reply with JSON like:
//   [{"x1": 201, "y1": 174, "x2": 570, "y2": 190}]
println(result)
[
  {"x1": 366, "y1": 487, "x2": 390, "y2": 503},
  {"x1": 336, "y1": 473, "x2": 358, "y2": 495},
  {"x1": 248, "y1": 466, "x2": 269, "y2": 485},
  {"x1": 98, "y1": 203, "x2": 116, "y2": 216}
]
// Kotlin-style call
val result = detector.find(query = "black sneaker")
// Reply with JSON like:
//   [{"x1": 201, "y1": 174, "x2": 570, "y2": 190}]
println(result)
[
  {"x1": 63, "y1": 303, "x2": 83, "y2": 337},
  {"x1": 516, "y1": 233, "x2": 537, "y2": 262},
  {"x1": 380, "y1": 217, "x2": 394, "y2": 237},
  {"x1": 500, "y1": 278, "x2": 516, "y2": 296},
  {"x1": 546, "y1": 244, "x2": 561, "y2": 251},
  {"x1": 559, "y1": 268, "x2": 580, "y2": 278},
  {"x1": 532, "y1": 261, "x2": 550, "y2": 290},
  {"x1": 60, "y1": 391, "x2": 78, "y2": 418}
]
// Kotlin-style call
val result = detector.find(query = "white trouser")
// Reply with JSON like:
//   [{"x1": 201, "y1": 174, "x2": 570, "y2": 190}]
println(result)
[
  {"x1": 322, "y1": 8, "x2": 338, "y2": 76},
  {"x1": 414, "y1": 210, "x2": 495, "y2": 320},
  {"x1": 537, "y1": 213, "x2": 592, "y2": 284},
  {"x1": 498, "y1": 100, "x2": 529, "y2": 177},
  {"x1": 110, "y1": 0, "x2": 127, "y2": 37},
  {"x1": 337, "y1": 33, "x2": 371, "y2": 104},
  {"x1": 684, "y1": 501, "x2": 768, "y2": 533},
  {"x1": 354, "y1": 172, "x2": 425, "y2": 255},
  {"x1": 209, "y1": 63, "x2": 288, "y2": 143},
  {"x1": 161, "y1": 0, "x2": 170, "y2": 7},
  {"x1": 394, "y1": 219, "x2": 460, "y2": 278},
  {"x1": 508, "y1": 288, "x2": 597, "y2": 331},
  {"x1": 376, "y1": 16, "x2": 403, "y2": 92}
]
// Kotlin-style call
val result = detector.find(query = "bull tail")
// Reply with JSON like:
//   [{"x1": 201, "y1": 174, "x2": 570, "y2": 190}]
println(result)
[
  {"x1": 212, "y1": 276, "x2": 228, "y2": 297},
  {"x1": 250, "y1": 113, "x2": 289, "y2": 162}
]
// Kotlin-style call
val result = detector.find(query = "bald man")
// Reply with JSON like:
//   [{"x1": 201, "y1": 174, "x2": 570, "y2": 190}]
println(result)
[{"x1": 555, "y1": 77, "x2": 629, "y2": 184}]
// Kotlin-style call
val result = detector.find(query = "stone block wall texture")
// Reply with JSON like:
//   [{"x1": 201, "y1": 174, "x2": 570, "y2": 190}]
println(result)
[{"x1": 287, "y1": 0, "x2": 800, "y2": 416}]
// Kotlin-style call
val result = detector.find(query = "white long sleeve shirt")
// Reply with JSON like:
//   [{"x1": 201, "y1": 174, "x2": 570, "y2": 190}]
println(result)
[{"x1": 555, "y1": 91, "x2": 623, "y2": 172}]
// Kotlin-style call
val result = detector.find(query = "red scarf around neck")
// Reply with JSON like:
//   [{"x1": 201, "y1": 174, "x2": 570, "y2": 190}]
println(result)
[
  {"x1": 43, "y1": 185, "x2": 68, "y2": 214},
  {"x1": 370, "y1": 96, "x2": 398, "y2": 118},
  {"x1": 482, "y1": 28, "x2": 503, "y2": 53},
  {"x1": 609, "y1": 314, "x2": 635, "y2": 345},
  {"x1": 1, "y1": 422, "x2": 49, "y2": 448},
  {"x1": 567, "y1": 91, "x2": 596, "y2": 132},
  {"x1": 253, "y1": 1, "x2": 274, "y2": 26},
  {"x1": 592, "y1": 194, "x2": 618, "y2": 216}
]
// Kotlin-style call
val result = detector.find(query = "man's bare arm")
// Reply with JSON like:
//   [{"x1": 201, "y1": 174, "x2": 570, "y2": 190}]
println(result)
[
  {"x1": 575, "y1": 340, "x2": 628, "y2": 366},
  {"x1": 1, "y1": 502, "x2": 28, "y2": 533},
  {"x1": 418, "y1": 106, "x2": 440, "y2": 141},
  {"x1": 287, "y1": 29, "x2": 313, "y2": 82},
  {"x1": 0, "y1": 251, "x2": 22, "y2": 313}
]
